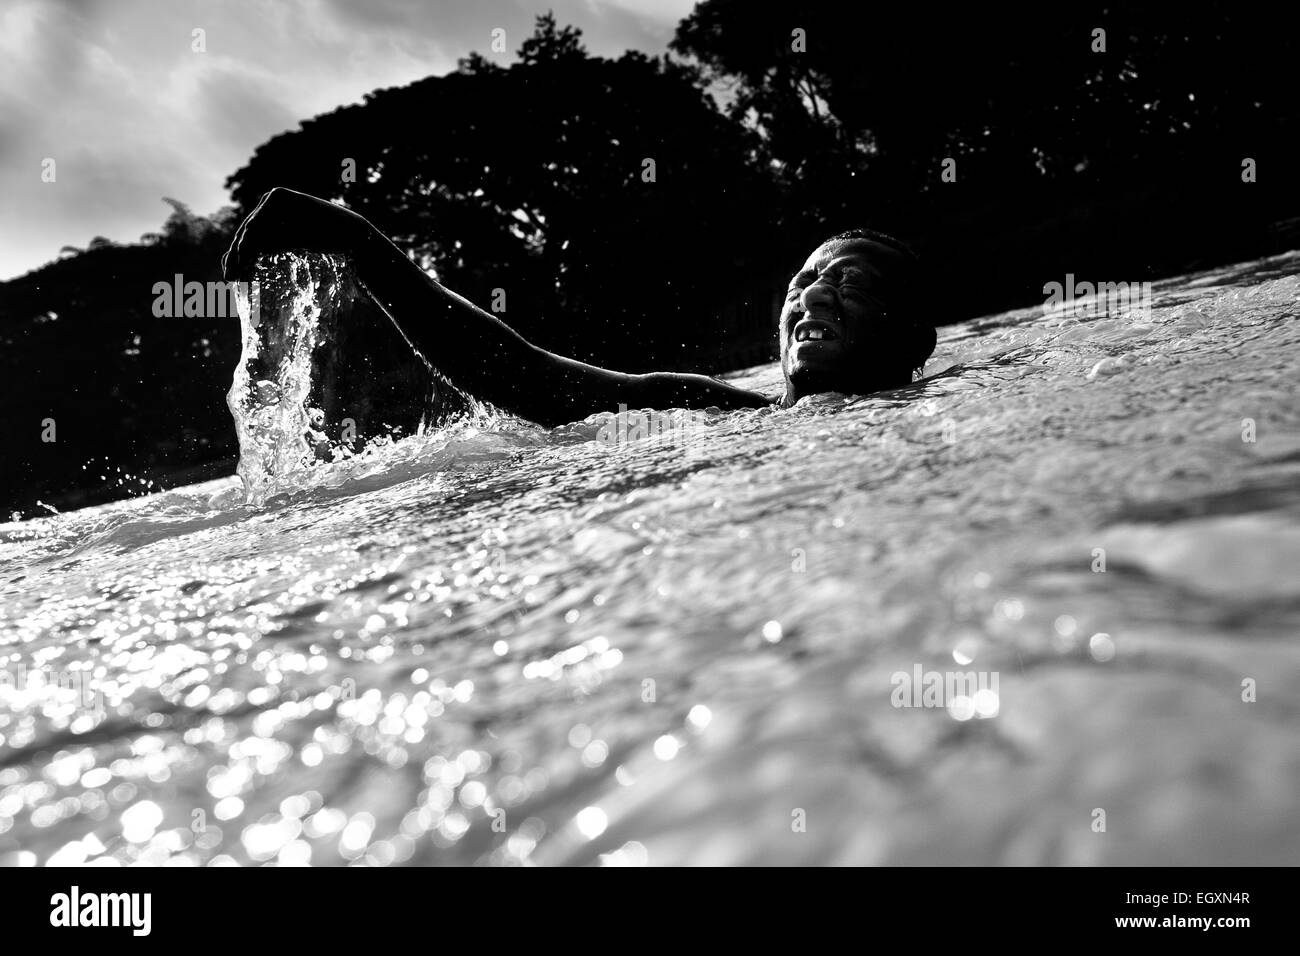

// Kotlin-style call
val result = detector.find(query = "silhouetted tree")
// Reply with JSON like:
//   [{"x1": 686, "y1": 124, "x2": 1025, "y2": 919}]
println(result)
[
  {"x1": 225, "y1": 15, "x2": 781, "y2": 371},
  {"x1": 0, "y1": 200, "x2": 241, "y2": 515},
  {"x1": 673, "y1": 1, "x2": 1300, "y2": 311}
]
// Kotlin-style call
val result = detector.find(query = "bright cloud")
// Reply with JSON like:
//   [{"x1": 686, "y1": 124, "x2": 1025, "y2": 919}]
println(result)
[{"x1": 0, "y1": 0, "x2": 696, "y2": 279}]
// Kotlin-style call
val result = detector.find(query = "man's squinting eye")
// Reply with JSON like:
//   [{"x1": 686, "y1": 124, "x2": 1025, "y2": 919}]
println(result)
[
  {"x1": 839, "y1": 267, "x2": 867, "y2": 288},
  {"x1": 784, "y1": 264, "x2": 869, "y2": 306}
]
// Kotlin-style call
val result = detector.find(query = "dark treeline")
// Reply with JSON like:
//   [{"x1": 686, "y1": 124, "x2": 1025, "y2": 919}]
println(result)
[{"x1": 3, "y1": 4, "x2": 1298, "y2": 515}]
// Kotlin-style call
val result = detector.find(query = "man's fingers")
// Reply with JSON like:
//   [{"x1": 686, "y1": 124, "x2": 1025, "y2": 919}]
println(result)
[
  {"x1": 221, "y1": 189, "x2": 296, "y2": 280},
  {"x1": 222, "y1": 197, "x2": 267, "y2": 280},
  {"x1": 222, "y1": 222, "x2": 246, "y2": 281}
]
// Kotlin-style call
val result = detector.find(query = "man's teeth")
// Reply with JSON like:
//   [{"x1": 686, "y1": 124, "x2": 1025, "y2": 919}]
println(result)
[{"x1": 797, "y1": 327, "x2": 833, "y2": 341}]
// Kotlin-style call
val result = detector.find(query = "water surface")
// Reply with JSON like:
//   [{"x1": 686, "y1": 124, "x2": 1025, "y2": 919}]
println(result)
[{"x1": 2, "y1": 253, "x2": 1299, "y2": 865}]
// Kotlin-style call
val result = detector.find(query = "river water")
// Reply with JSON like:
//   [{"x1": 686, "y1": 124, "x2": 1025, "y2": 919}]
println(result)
[{"x1": 2, "y1": 252, "x2": 1299, "y2": 866}]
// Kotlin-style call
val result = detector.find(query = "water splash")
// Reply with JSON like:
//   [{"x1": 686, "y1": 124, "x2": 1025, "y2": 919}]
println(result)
[
  {"x1": 226, "y1": 252, "x2": 489, "y2": 504},
  {"x1": 3, "y1": 253, "x2": 1298, "y2": 866}
]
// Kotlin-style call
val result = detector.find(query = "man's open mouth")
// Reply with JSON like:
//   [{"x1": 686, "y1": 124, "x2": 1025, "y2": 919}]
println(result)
[{"x1": 793, "y1": 316, "x2": 842, "y2": 343}]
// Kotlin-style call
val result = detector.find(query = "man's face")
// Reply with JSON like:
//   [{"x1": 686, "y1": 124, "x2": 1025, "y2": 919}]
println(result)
[{"x1": 779, "y1": 238, "x2": 907, "y2": 401}]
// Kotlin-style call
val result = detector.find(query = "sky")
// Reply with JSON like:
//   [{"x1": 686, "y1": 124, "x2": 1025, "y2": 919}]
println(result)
[{"x1": 0, "y1": 0, "x2": 698, "y2": 280}]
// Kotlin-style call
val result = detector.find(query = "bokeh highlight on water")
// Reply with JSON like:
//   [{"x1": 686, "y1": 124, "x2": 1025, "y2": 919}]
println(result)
[{"x1": 2, "y1": 251, "x2": 1299, "y2": 865}]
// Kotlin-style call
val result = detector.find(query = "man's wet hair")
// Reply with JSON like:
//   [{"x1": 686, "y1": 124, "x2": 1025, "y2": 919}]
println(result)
[
  {"x1": 817, "y1": 228, "x2": 936, "y2": 378},
  {"x1": 821, "y1": 227, "x2": 919, "y2": 265}
]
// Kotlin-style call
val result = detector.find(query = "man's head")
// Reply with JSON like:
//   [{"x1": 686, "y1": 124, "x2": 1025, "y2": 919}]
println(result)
[{"x1": 778, "y1": 229, "x2": 935, "y2": 404}]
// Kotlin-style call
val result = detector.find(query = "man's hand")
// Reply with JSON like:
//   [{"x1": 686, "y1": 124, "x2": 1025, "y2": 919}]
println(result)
[{"x1": 221, "y1": 187, "x2": 373, "y2": 281}]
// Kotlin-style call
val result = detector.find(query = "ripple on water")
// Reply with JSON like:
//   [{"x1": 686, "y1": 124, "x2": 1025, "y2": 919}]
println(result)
[{"x1": 2, "y1": 255, "x2": 1299, "y2": 865}]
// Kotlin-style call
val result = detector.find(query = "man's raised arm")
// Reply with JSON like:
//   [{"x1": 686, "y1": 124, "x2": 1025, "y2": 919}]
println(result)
[{"x1": 224, "y1": 189, "x2": 771, "y2": 426}]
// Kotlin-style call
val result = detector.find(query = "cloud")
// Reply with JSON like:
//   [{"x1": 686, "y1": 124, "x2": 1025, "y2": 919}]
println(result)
[
  {"x1": 0, "y1": 0, "x2": 693, "y2": 279},
  {"x1": 588, "y1": 0, "x2": 699, "y2": 26}
]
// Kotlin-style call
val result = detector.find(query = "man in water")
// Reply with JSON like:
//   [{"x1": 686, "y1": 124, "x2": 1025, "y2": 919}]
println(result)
[{"x1": 223, "y1": 188, "x2": 936, "y2": 426}]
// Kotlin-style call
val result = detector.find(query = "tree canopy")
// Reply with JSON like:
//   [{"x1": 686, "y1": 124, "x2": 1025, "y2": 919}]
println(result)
[{"x1": 225, "y1": 14, "x2": 780, "y2": 370}]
